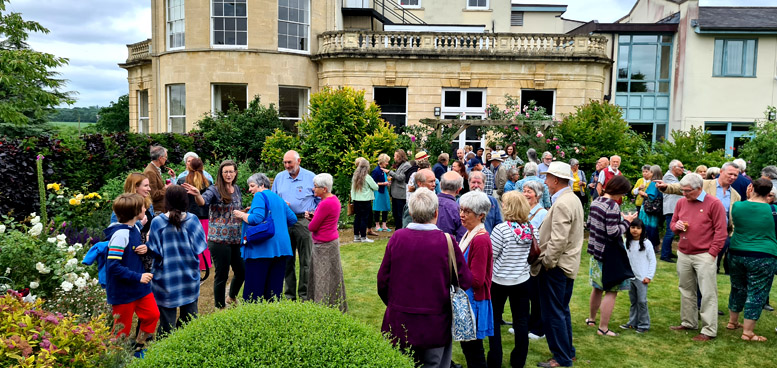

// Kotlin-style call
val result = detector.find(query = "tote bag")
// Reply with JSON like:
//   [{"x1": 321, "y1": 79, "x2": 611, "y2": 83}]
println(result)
[
  {"x1": 446, "y1": 233, "x2": 477, "y2": 342},
  {"x1": 244, "y1": 191, "x2": 275, "y2": 244}
]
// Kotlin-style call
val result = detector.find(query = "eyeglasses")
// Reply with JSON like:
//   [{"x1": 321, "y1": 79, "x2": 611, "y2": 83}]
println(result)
[
  {"x1": 459, "y1": 208, "x2": 474, "y2": 215},
  {"x1": 680, "y1": 188, "x2": 695, "y2": 193}
]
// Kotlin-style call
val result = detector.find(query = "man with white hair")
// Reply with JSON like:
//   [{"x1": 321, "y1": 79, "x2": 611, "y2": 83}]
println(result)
[
  {"x1": 537, "y1": 151, "x2": 553, "y2": 180},
  {"x1": 403, "y1": 169, "x2": 436, "y2": 228},
  {"x1": 273, "y1": 150, "x2": 319, "y2": 301},
  {"x1": 667, "y1": 173, "x2": 727, "y2": 342},
  {"x1": 144, "y1": 145, "x2": 175, "y2": 214},
  {"x1": 437, "y1": 172, "x2": 466, "y2": 241},
  {"x1": 730, "y1": 158, "x2": 752, "y2": 201},
  {"x1": 596, "y1": 155, "x2": 622, "y2": 198},
  {"x1": 467, "y1": 170, "x2": 502, "y2": 234},
  {"x1": 532, "y1": 161, "x2": 584, "y2": 368}
]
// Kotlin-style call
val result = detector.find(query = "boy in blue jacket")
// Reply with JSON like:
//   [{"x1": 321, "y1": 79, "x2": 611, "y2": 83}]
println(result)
[{"x1": 105, "y1": 193, "x2": 159, "y2": 356}]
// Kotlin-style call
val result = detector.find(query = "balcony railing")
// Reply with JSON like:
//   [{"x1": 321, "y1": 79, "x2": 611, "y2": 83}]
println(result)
[
  {"x1": 126, "y1": 39, "x2": 152, "y2": 63},
  {"x1": 342, "y1": 0, "x2": 426, "y2": 25},
  {"x1": 316, "y1": 31, "x2": 609, "y2": 60}
]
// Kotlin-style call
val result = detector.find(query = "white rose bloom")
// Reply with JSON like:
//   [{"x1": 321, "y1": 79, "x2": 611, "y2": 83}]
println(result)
[
  {"x1": 0, "y1": 284, "x2": 8, "y2": 291},
  {"x1": 30, "y1": 216, "x2": 40, "y2": 225},
  {"x1": 28, "y1": 223, "x2": 43, "y2": 236},
  {"x1": 57, "y1": 241, "x2": 67, "y2": 250},
  {"x1": 0, "y1": 224, "x2": 6, "y2": 234},
  {"x1": 35, "y1": 262, "x2": 51, "y2": 274},
  {"x1": 30, "y1": 212, "x2": 36, "y2": 218},
  {"x1": 60, "y1": 281, "x2": 74, "y2": 292},
  {"x1": 23, "y1": 294, "x2": 37, "y2": 303},
  {"x1": 4, "y1": 267, "x2": 9, "y2": 276},
  {"x1": 56, "y1": 234, "x2": 66, "y2": 241},
  {"x1": 47, "y1": 237, "x2": 57, "y2": 243},
  {"x1": 81, "y1": 272, "x2": 90, "y2": 280},
  {"x1": 66, "y1": 258, "x2": 78, "y2": 267},
  {"x1": 74, "y1": 278, "x2": 87, "y2": 289},
  {"x1": 73, "y1": 243, "x2": 83, "y2": 251},
  {"x1": 66, "y1": 272, "x2": 78, "y2": 282},
  {"x1": 29, "y1": 281, "x2": 39, "y2": 289},
  {"x1": 67, "y1": 246, "x2": 75, "y2": 253},
  {"x1": 56, "y1": 195, "x2": 64, "y2": 199}
]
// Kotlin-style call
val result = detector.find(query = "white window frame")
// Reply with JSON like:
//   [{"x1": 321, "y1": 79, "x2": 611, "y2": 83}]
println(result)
[
  {"x1": 167, "y1": 0, "x2": 185, "y2": 50},
  {"x1": 466, "y1": 0, "x2": 489, "y2": 10},
  {"x1": 138, "y1": 90, "x2": 149, "y2": 133},
  {"x1": 399, "y1": 0, "x2": 421, "y2": 9},
  {"x1": 167, "y1": 84, "x2": 186, "y2": 133},
  {"x1": 211, "y1": 84, "x2": 248, "y2": 114},
  {"x1": 441, "y1": 88, "x2": 487, "y2": 150},
  {"x1": 210, "y1": 0, "x2": 248, "y2": 49},
  {"x1": 278, "y1": 0, "x2": 311, "y2": 54},
  {"x1": 278, "y1": 86, "x2": 310, "y2": 126},
  {"x1": 372, "y1": 86, "x2": 408, "y2": 128}
]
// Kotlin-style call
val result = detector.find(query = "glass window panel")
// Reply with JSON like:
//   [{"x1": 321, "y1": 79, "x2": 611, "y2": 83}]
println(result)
[
  {"x1": 139, "y1": 90, "x2": 149, "y2": 118},
  {"x1": 708, "y1": 133, "x2": 725, "y2": 151},
  {"x1": 617, "y1": 45, "x2": 629, "y2": 79},
  {"x1": 642, "y1": 109, "x2": 654, "y2": 120},
  {"x1": 290, "y1": 0, "x2": 298, "y2": 8},
  {"x1": 214, "y1": 31, "x2": 224, "y2": 44},
  {"x1": 374, "y1": 87, "x2": 407, "y2": 113},
  {"x1": 630, "y1": 82, "x2": 647, "y2": 92},
  {"x1": 643, "y1": 96, "x2": 655, "y2": 107},
  {"x1": 171, "y1": 117, "x2": 186, "y2": 133},
  {"x1": 660, "y1": 45, "x2": 671, "y2": 79},
  {"x1": 744, "y1": 40, "x2": 756, "y2": 76},
  {"x1": 278, "y1": 35, "x2": 287, "y2": 49},
  {"x1": 724, "y1": 40, "x2": 744, "y2": 75},
  {"x1": 214, "y1": 3, "x2": 223, "y2": 16},
  {"x1": 618, "y1": 35, "x2": 630, "y2": 44},
  {"x1": 658, "y1": 82, "x2": 669, "y2": 93},
  {"x1": 225, "y1": 18, "x2": 235, "y2": 31},
  {"x1": 236, "y1": 32, "x2": 246, "y2": 45},
  {"x1": 705, "y1": 123, "x2": 727, "y2": 131},
  {"x1": 465, "y1": 126, "x2": 480, "y2": 140},
  {"x1": 237, "y1": 18, "x2": 247, "y2": 30},
  {"x1": 466, "y1": 91, "x2": 483, "y2": 108},
  {"x1": 224, "y1": 2, "x2": 234, "y2": 16},
  {"x1": 616, "y1": 82, "x2": 628, "y2": 92},
  {"x1": 235, "y1": 3, "x2": 246, "y2": 16},
  {"x1": 630, "y1": 123, "x2": 653, "y2": 141},
  {"x1": 280, "y1": 0, "x2": 288, "y2": 5},
  {"x1": 630, "y1": 44, "x2": 658, "y2": 80},
  {"x1": 628, "y1": 96, "x2": 641, "y2": 107},
  {"x1": 731, "y1": 123, "x2": 751, "y2": 132},
  {"x1": 214, "y1": 17, "x2": 224, "y2": 30},
  {"x1": 655, "y1": 124, "x2": 667, "y2": 141},
  {"x1": 657, "y1": 96, "x2": 669, "y2": 107},
  {"x1": 615, "y1": 95, "x2": 628, "y2": 107},
  {"x1": 733, "y1": 136, "x2": 750, "y2": 153},
  {"x1": 226, "y1": 32, "x2": 236, "y2": 45},
  {"x1": 381, "y1": 114, "x2": 406, "y2": 130},
  {"x1": 279, "y1": 87, "x2": 303, "y2": 118},
  {"x1": 713, "y1": 39, "x2": 724, "y2": 75},
  {"x1": 628, "y1": 109, "x2": 641, "y2": 120},
  {"x1": 656, "y1": 109, "x2": 668, "y2": 120},
  {"x1": 661, "y1": 35, "x2": 672, "y2": 43},
  {"x1": 632, "y1": 35, "x2": 657, "y2": 43},
  {"x1": 289, "y1": 8, "x2": 298, "y2": 22},
  {"x1": 444, "y1": 91, "x2": 461, "y2": 107}
]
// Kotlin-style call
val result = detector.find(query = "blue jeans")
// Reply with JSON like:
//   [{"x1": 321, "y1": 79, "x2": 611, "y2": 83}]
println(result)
[
  {"x1": 538, "y1": 267, "x2": 575, "y2": 367},
  {"x1": 661, "y1": 214, "x2": 676, "y2": 260}
]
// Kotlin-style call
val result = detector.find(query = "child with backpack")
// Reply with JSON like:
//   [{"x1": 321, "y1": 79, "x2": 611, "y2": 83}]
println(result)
[
  {"x1": 620, "y1": 218, "x2": 656, "y2": 333},
  {"x1": 105, "y1": 193, "x2": 159, "y2": 357}
]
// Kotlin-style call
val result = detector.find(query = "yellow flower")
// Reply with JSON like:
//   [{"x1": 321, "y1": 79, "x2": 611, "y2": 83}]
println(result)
[
  {"x1": 95, "y1": 203, "x2": 100, "y2": 208},
  {"x1": 75, "y1": 194, "x2": 84, "y2": 201},
  {"x1": 46, "y1": 183, "x2": 61, "y2": 191},
  {"x1": 85, "y1": 193, "x2": 94, "y2": 199},
  {"x1": 69, "y1": 198, "x2": 78, "y2": 206}
]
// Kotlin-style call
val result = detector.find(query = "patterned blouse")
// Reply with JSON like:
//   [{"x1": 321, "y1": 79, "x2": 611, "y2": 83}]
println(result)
[{"x1": 201, "y1": 184, "x2": 243, "y2": 244}]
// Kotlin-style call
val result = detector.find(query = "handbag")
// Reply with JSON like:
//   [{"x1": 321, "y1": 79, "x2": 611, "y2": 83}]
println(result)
[
  {"x1": 600, "y1": 235, "x2": 634, "y2": 290},
  {"x1": 244, "y1": 191, "x2": 275, "y2": 244},
  {"x1": 642, "y1": 183, "x2": 663, "y2": 215},
  {"x1": 446, "y1": 233, "x2": 477, "y2": 342},
  {"x1": 524, "y1": 216, "x2": 542, "y2": 265},
  {"x1": 347, "y1": 203, "x2": 355, "y2": 216}
]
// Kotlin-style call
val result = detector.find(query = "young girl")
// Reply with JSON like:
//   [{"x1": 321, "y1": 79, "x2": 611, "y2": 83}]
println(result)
[{"x1": 621, "y1": 218, "x2": 656, "y2": 333}]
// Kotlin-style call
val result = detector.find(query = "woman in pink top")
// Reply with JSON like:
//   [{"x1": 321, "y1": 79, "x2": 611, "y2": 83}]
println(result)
[{"x1": 306, "y1": 173, "x2": 347, "y2": 312}]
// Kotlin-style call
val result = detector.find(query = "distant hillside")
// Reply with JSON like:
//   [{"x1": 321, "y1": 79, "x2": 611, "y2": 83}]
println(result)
[{"x1": 48, "y1": 106, "x2": 100, "y2": 123}]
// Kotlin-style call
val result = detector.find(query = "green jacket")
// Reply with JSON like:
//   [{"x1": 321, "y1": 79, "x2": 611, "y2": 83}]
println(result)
[{"x1": 351, "y1": 175, "x2": 378, "y2": 201}]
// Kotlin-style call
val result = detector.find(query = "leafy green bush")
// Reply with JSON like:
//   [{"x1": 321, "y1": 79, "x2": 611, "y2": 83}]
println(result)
[
  {"x1": 643, "y1": 127, "x2": 727, "y2": 171},
  {"x1": 195, "y1": 97, "x2": 285, "y2": 166},
  {"x1": 484, "y1": 96, "x2": 556, "y2": 152},
  {"x1": 739, "y1": 106, "x2": 777, "y2": 176},
  {"x1": 0, "y1": 291, "x2": 123, "y2": 368},
  {"x1": 130, "y1": 301, "x2": 414, "y2": 368}
]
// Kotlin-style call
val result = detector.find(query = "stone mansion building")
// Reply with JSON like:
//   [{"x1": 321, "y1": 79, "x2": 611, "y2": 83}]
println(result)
[{"x1": 121, "y1": 0, "x2": 777, "y2": 155}]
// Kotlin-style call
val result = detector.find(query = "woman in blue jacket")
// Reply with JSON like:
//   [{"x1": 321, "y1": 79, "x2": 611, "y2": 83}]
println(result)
[{"x1": 233, "y1": 173, "x2": 297, "y2": 302}]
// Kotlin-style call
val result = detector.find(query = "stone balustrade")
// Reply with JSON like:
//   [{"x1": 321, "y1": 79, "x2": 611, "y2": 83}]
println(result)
[
  {"x1": 315, "y1": 31, "x2": 609, "y2": 60},
  {"x1": 126, "y1": 39, "x2": 152, "y2": 63}
]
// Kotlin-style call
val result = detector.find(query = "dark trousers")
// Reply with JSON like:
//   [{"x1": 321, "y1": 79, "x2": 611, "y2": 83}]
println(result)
[
  {"x1": 157, "y1": 300, "x2": 197, "y2": 336},
  {"x1": 538, "y1": 267, "x2": 576, "y2": 367},
  {"x1": 353, "y1": 200, "x2": 372, "y2": 237},
  {"x1": 244, "y1": 256, "x2": 288, "y2": 302},
  {"x1": 391, "y1": 197, "x2": 406, "y2": 229},
  {"x1": 210, "y1": 241, "x2": 245, "y2": 309},
  {"x1": 285, "y1": 219, "x2": 312, "y2": 301},
  {"x1": 660, "y1": 214, "x2": 676, "y2": 260},
  {"x1": 717, "y1": 236, "x2": 731, "y2": 273},
  {"x1": 373, "y1": 210, "x2": 388, "y2": 223},
  {"x1": 528, "y1": 275, "x2": 544, "y2": 337},
  {"x1": 488, "y1": 281, "x2": 530, "y2": 368},
  {"x1": 460, "y1": 339, "x2": 487, "y2": 368}
]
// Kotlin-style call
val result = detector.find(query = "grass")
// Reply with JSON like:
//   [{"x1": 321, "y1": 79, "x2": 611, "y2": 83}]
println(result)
[{"x1": 338, "y1": 238, "x2": 777, "y2": 368}]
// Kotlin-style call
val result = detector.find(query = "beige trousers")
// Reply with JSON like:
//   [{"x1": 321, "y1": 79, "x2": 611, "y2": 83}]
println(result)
[{"x1": 676, "y1": 252, "x2": 718, "y2": 337}]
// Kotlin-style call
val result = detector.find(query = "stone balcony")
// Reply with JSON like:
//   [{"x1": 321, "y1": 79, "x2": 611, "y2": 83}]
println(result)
[
  {"x1": 120, "y1": 39, "x2": 152, "y2": 68},
  {"x1": 314, "y1": 31, "x2": 610, "y2": 63}
]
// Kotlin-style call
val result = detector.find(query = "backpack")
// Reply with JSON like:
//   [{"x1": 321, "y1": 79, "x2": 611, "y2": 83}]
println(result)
[{"x1": 81, "y1": 240, "x2": 110, "y2": 288}]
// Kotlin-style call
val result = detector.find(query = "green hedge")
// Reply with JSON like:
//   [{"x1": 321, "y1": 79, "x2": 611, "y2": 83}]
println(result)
[{"x1": 130, "y1": 301, "x2": 414, "y2": 368}]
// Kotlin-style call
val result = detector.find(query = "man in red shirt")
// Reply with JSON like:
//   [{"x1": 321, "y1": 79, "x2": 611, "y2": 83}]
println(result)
[
  {"x1": 668, "y1": 173, "x2": 727, "y2": 342},
  {"x1": 596, "y1": 155, "x2": 622, "y2": 197}
]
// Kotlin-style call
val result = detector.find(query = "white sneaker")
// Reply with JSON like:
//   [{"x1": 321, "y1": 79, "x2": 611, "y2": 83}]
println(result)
[
  {"x1": 353, "y1": 236, "x2": 362, "y2": 243},
  {"x1": 508, "y1": 328, "x2": 514, "y2": 334},
  {"x1": 528, "y1": 332, "x2": 545, "y2": 340},
  {"x1": 361, "y1": 236, "x2": 375, "y2": 243}
]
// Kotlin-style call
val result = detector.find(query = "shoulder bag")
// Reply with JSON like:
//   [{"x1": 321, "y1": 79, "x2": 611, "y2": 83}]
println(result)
[
  {"x1": 244, "y1": 191, "x2": 275, "y2": 244},
  {"x1": 525, "y1": 216, "x2": 542, "y2": 265},
  {"x1": 446, "y1": 233, "x2": 477, "y2": 342},
  {"x1": 643, "y1": 185, "x2": 663, "y2": 215}
]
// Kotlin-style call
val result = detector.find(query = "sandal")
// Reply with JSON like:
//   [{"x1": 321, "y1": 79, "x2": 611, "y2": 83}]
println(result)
[
  {"x1": 726, "y1": 322, "x2": 742, "y2": 330},
  {"x1": 741, "y1": 333, "x2": 767, "y2": 342},
  {"x1": 597, "y1": 328, "x2": 619, "y2": 337},
  {"x1": 585, "y1": 318, "x2": 596, "y2": 327}
]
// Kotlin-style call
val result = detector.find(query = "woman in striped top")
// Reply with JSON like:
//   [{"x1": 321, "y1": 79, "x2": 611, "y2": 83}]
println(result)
[
  {"x1": 487, "y1": 191, "x2": 534, "y2": 368},
  {"x1": 586, "y1": 175, "x2": 637, "y2": 337}
]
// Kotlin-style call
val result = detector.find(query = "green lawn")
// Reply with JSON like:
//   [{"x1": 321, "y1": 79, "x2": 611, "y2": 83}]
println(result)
[{"x1": 340, "y1": 239, "x2": 777, "y2": 368}]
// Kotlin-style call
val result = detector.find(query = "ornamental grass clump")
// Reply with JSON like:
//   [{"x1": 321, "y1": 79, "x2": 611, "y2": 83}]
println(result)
[{"x1": 131, "y1": 301, "x2": 414, "y2": 368}]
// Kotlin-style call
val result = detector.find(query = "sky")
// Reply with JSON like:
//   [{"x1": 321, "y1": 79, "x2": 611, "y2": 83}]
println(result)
[{"x1": 4, "y1": 0, "x2": 774, "y2": 108}]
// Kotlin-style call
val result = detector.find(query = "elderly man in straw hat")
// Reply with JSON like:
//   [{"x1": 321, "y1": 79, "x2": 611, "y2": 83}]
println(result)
[{"x1": 532, "y1": 161, "x2": 584, "y2": 368}]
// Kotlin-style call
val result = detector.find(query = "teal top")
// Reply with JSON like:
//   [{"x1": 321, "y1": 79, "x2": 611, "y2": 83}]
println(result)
[
  {"x1": 350, "y1": 175, "x2": 379, "y2": 201},
  {"x1": 730, "y1": 201, "x2": 777, "y2": 257}
]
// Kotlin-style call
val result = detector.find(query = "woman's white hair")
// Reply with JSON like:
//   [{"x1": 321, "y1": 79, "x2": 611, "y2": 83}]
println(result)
[
  {"x1": 313, "y1": 173, "x2": 333, "y2": 193},
  {"x1": 679, "y1": 173, "x2": 704, "y2": 189},
  {"x1": 459, "y1": 190, "x2": 492, "y2": 217},
  {"x1": 524, "y1": 162, "x2": 539, "y2": 177},
  {"x1": 408, "y1": 187, "x2": 438, "y2": 224}
]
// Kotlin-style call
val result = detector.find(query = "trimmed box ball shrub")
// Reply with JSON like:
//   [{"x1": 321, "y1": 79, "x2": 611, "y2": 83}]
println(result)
[{"x1": 130, "y1": 301, "x2": 414, "y2": 368}]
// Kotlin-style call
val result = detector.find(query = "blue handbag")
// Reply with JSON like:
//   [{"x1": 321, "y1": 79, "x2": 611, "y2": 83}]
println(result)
[
  {"x1": 446, "y1": 233, "x2": 477, "y2": 342},
  {"x1": 244, "y1": 191, "x2": 275, "y2": 244}
]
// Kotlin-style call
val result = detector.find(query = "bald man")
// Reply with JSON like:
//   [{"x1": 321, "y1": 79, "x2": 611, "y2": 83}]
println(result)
[
  {"x1": 438, "y1": 171, "x2": 466, "y2": 241},
  {"x1": 403, "y1": 169, "x2": 436, "y2": 227}
]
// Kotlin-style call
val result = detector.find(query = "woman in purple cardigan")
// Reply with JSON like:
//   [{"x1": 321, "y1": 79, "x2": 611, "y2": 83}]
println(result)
[{"x1": 377, "y1": 187, "x2": 472, "y2": 368}]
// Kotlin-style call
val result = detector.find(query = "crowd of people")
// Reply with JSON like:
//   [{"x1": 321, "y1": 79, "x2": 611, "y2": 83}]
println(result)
[{"x1": 96, "y1": 143, "x2": 777, "y2": 366}]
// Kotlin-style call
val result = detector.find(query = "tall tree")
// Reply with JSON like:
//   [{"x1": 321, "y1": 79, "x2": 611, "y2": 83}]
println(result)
[
  {"x1": 0, "y1": 0, "x2": 73, "y2": 137},
  {"x1": 96, "y1": 94, "x2": 129, "y2": 132}
]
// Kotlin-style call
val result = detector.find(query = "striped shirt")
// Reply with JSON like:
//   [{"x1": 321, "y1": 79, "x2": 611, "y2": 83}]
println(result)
[
  {"x1": 490, "y1": 221, "x2": 535, "y2": 286},
  {"x1": 587, "y1": 196, "x2": 629, "y2": 261}
]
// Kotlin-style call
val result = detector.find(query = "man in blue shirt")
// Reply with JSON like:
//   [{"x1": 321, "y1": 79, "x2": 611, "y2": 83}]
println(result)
[{"x1": 272, "y1": 150, "x2": 319, "y2": 301}]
